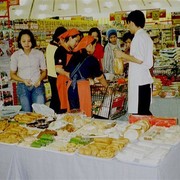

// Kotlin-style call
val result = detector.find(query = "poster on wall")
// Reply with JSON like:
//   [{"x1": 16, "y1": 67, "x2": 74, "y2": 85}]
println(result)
[
  {"x1": 110, "y1": 12, "x2": 127, "y2": 21},
  {"x1": 0, "y1": 29, "x2": 14, "y2": 60},
  {"x1": 0, "y1": 0, "x2": 7, "y2": 16},
  {"x1": 152, "y1": 10, "x2": 160, "y2": 21},
  {"x1": 146, "y1": 9, "x2": 166, "y2": 19},
  {"x1": 171, "y1": 12, "x2": 180, "y2": 25}
]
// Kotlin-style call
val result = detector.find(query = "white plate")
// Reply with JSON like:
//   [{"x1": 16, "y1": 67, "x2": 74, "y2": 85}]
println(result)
[
  {"x1": 0, "y1": 105, "x2": 22, "y2": 117},
  {"x1": 2, "y1": 105, "x2": 22, "y2": 112}
]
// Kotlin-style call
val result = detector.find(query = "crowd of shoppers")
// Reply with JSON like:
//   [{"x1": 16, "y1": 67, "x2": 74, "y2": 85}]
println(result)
[{"x1": 10, "y1": 9, "x2": 153, "y2": 116}]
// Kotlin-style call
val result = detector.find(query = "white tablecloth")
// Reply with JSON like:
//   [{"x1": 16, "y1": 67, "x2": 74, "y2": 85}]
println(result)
[
  {"x1": 151, "y1": 97, "x2": 180, "y2": 123},
  {"x1": 1, "y1": 142, "x2": 180, "y2": 180}
]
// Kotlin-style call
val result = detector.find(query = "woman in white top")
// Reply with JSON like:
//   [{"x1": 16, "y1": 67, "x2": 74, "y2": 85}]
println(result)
[
  {"x1": 10, "y1": 29, "x2": 47, "y2": 112},
  {"x1": 115, "y1": 10, "x2": 154, "y2": 115}
]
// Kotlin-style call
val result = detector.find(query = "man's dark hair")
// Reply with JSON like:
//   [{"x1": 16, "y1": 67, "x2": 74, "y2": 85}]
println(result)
[{"x1": 126, "y1": 10, "x2": 145, "y2": 28}]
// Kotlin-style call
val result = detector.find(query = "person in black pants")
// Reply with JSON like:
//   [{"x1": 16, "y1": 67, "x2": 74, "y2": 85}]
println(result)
[{"x1": 45, "y1": 27, "x2": 67, "y2": 113}]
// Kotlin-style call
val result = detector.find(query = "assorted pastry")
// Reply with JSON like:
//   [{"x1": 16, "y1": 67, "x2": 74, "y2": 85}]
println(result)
[{"x1": 0, "y1": 112, "x2": 179, "y2": 163}]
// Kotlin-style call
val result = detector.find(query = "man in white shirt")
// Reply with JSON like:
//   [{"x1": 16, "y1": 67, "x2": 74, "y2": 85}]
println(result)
[{"x1": 115, "y1": 10, "x2": 154, "y2": 115}]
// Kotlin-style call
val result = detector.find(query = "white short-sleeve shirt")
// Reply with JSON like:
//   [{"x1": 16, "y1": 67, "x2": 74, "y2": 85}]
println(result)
[
  {"x1": 128, "y1": 29, "x2": 154, "y2": 113},
  {"x1": 129, "y1": 29, "x2": 154, "y2": 85},
  {"x1": 10, "y1": 48, "x2": 47, "y2": 85}
]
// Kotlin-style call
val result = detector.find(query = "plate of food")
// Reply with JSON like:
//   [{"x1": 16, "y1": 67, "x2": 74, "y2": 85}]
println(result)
[{"x1": 0, "y1": 105, "x2": 22, "y2": 117}]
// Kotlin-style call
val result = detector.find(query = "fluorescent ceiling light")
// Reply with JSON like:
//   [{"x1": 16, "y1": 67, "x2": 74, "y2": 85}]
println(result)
[
  {"x1": 14, "y1": 9, "x2": 23, "y2": 16},
  {"x1": 84, "y1": 8, "x2": 92, "y2": 13},
  {"x1": 152, "y1": 2, "x2": 161, "y2": 8},
  {"x1": 104, "y1": 1, "x2": 113, "y2": 8},
  {"x1": 82, "y1": 0, "x2": 92, "y2": 4},
  {"x1": 60, "y1": 3, "x2": 69, "y2": 10},
  {"x1": 39, "y1": 5, "x2": 48, "y2": 11},
  {"x1": 128, "y1": 4, "x2": 138, "y2": 10}
]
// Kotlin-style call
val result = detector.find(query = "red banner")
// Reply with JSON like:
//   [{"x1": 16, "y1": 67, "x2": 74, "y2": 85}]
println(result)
[{"x1": 110, "y1": 13, "x2": 115, "y2": 21}]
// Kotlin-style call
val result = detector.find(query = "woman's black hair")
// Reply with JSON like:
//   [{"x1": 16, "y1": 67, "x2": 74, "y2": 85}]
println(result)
[
  {"x1": 91, "y1": 39, "x2": 97, "y2": 45},
  {"x1": 126, "y1": 10, "x2": 145, "y2": 28},
  {"x1": 52, "y1": 26, "x2": 67, "y2": 43},
  {"x1": 122, "y1": 31, "x2": 134, "y2": 42},
  {"x1": 17, "y1": 29, "x2": 36, "y2": 49},
  {"x1": 88, "y1": 27, "x2": 102, "y2": 44}
]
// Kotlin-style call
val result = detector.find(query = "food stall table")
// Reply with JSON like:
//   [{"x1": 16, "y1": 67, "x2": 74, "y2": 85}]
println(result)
[{"x1": 1, "y1": 142, "x2": 180, "y2": 180}]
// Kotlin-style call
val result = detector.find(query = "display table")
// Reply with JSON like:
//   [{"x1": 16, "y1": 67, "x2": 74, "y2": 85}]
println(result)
[
  {"x1": 151, "y1": 97, "x2": 180, "y2": 123},
  {"x1": 1, "y1": 142, "x2": 180, "y2": 180}
]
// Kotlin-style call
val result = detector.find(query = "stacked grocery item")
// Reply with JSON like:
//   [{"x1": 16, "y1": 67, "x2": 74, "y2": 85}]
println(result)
[
  {"x1": 159, "y1": 48, "x2": 180, "y2": 62},
  {"x1": 152, "y1": 77, "x2": 162, "y2": 96},
  {"x1": 153, "y1": 48, "x2": 180, "y2": 81},
  {"x1": 152, "y1": 77, "x2": 179, "y2": 98},
  {"x1": 154, "y1": 48, "x2": 180, "y2": 68}
]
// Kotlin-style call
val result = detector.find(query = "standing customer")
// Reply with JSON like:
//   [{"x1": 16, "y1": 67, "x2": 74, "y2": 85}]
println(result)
[
  {"x1": 46, "y1": 26, "x2": 67, "y2": 114},
  {"x1": 115, "y1": 10, "x2": 154, "y2": 115},
  {"x1": 10, "y1": 29, "x2": 47, "y2": 112},
  {"x1": 103, "y1": 28, "x2": 121, "y2": 74},
  {"x1": 88, "y1": 27, "x2": 104, "y2": 70}
]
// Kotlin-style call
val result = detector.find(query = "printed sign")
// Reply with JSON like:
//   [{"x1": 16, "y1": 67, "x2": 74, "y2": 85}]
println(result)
[
  {"x1": 0, "y1": 1, "x2": 7, "y2": 11},
  {"x1": 171, "y1": 12, "x2": 180, "y2": 25},
  {"x1": 146, "y1": 9, "x2": 166, "y2": 19}
]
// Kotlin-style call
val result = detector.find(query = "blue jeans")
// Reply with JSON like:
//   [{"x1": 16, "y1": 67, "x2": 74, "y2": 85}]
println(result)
[{"x1": 17, "y1": 83, "x2": 45, "y2": 112}]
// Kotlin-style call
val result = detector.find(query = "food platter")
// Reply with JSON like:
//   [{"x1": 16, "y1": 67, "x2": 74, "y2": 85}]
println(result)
[{"x1": 0, "y1": 105, "x2": 22, "y2": 117}]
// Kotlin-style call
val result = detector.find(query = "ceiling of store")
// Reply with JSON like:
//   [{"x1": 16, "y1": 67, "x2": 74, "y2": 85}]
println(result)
[{"x1": 9, "y1": 0, "x2": 180, "y2": 20}]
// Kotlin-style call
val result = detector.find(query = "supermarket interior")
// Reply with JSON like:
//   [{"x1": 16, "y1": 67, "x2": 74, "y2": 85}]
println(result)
[{"x1": 0, "y1": 0, "x2": 180, "y2": 180}]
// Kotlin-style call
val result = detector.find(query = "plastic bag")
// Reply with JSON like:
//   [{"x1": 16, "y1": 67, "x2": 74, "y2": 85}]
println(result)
[
  {"x1": 32, "y1": 103, "x2": 55, "y2": 117},
  {"x1": 113, "y1": 58, "x2": 124, "y2": 75}
]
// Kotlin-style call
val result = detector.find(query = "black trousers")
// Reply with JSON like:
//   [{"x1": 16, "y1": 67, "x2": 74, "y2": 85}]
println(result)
[
  {"x1": 48, "y1": 76, "x2": 66, "y2": 114},
  {"x1": 138, "y1": 84, "x2": 152, "y2": 115}
]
